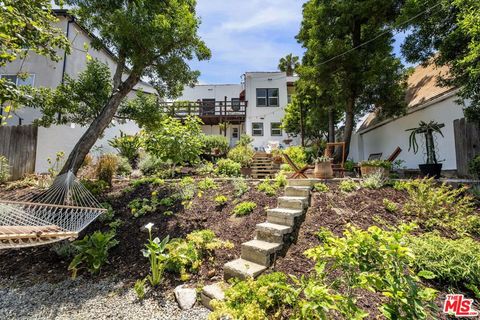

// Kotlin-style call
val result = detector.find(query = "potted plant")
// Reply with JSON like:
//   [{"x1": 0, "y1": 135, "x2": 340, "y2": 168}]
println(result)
[
  {"x1": 360, "y1": 160, "x2": 392, "y2": 178},
  {"x1": 227, "y1": 144, "x2": 254, "y2": 176},
  {"x1": 314, "y1": 156, "x2": 333, "y2": 179},
  {"x1": 406, "y1": 121, "x2": 445, "y2": 179},
  {"x1": 271, "y1": 149, "x2": 284, "y2": 166}
]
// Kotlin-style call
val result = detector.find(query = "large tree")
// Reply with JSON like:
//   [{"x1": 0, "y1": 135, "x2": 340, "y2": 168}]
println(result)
[
  {"x1": 59, "y1": 0, "x2": 210, "y2": 174},
  {"x1": 297, "y1": 0, "x2": 408, "y2": 159},
  {"x1": 0, "y1": 0, "x2": 70, "y2": 123},
  {"x1": 400, "y1": 0, "x2": 480, "y2": 122},
  {"x1": 278, "y1": 53, "x2": 300, "y2": 76}
]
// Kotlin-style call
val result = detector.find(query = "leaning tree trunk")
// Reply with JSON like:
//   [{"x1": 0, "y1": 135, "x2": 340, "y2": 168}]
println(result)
[
  {"x1": 328, "y1": 105, "x2": 335, "y2": 143},
  {"x1": 60, "y1": 73, "x2": 140, "y2": 175},
  {"x1": 342, "y1": 97, "x2": 356, "y2": 162}
]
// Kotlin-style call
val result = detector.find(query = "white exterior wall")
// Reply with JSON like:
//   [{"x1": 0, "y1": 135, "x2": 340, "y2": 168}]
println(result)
[
  {"x1": 179, "y1": 84, "x2": 242, "y2": 102},
  {"x1": 350, "y1": 95, "x2": 465, "y2": 170},
  {"x1": 244, "y1": 72, "x2": 297, "y2": 150}
]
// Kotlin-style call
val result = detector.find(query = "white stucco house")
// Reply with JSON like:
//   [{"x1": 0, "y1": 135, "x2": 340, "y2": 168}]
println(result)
[
  {"x1": 174, "y1": 72, "x2": 299, "y2": 150},
  {"x1": 0, "y1": 9, "x2": 157, "y2": 174},
  {"x1": 349, "y1": 63, "x2": 467, "y2": 175}
]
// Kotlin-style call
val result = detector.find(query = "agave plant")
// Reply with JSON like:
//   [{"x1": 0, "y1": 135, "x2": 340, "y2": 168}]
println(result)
[{"x1": 406, "y1": 121, "x2": 445, "y2": 164}]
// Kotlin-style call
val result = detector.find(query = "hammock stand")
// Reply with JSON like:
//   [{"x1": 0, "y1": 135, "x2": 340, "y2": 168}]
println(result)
[{"x1": 0, "y1": 171, "x2": 106, "y2": 249}]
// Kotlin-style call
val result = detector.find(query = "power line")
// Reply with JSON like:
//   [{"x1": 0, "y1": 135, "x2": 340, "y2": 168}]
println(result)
[{"x1": 316, "y1": 1, "x2": 444, "y2": 67}]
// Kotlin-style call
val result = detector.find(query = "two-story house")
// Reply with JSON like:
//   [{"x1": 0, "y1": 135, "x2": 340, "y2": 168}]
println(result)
[{"x1": 172, "y1": 72, "x2": 299, "y2": 150}]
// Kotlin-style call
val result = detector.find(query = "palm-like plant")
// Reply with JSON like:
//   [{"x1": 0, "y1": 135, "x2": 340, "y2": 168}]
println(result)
[
  {"x1": 278, "y1": 53, "x2": 300, "y2": 76},
  {"x1": 406, "y1": 121, "x2": 445, "y2": 164}
]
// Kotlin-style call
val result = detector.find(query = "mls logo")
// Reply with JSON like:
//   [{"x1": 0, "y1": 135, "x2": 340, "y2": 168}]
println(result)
[{"x1": 443, "y1": 294, "x2": 479, "y2": 317}]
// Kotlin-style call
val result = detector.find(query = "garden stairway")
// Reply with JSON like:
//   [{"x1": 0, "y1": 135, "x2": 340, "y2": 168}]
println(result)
[
  {"x1": 250, "y1": 155, "x2": 278, "y2": 179},
  {"x1": 200, "y1": 179, "x2": 319, "y2": 309}
]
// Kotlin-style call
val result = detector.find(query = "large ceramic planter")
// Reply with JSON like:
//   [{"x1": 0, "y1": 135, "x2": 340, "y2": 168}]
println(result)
[
  {"x1": 314, "y1": 162, "x2": 333, "y2": 179},
  {"x1": 240, "y1": 167, "x2": 252, "y2": 177},
  {"x1": 360, "y1": 166, "x2": 389, "y2": 178},
  {"x1": 419, "y1": 163, "x2": 442, "y2": 179}
]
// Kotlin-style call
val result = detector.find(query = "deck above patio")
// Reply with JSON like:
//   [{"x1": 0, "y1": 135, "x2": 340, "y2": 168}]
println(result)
[{"x1": 159, "y1": 100, "x2": 247, "y2": 125}]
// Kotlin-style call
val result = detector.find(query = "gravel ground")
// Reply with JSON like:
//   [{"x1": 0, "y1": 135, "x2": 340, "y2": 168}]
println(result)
[{"x1": 0, "y1": 277, "x2": 210, "y2": 320}]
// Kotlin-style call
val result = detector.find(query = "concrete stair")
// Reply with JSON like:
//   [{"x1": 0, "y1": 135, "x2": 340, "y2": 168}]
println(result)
[{"x1": 201, "y1": 179, "x2": 318, "y2": 309}]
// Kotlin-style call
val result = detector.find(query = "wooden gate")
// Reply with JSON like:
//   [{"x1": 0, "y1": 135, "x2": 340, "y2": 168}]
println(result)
[
  {"x1": 453, "y1": 118, "x2": 480, "y2": 178},
  {"x1": 0, "y1": 125, "x2": 38, "y2": 180}
]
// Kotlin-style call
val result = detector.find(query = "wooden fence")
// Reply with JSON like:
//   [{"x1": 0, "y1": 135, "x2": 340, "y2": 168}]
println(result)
[
  {"x1": 453, "y1": 118, "x2": 480, "y2": 178},
  {"x1": 0, "y1": 125, "x2": 38, "y2": 180}
]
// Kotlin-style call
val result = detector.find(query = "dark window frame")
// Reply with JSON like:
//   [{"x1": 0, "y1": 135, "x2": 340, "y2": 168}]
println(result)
[
  {"x1": 256, "y1": 88, "x2": 279, "y2": 107},
  {"x1": 270, "y1": 122, "x2": 283, "y2": 136},
  {"x1": 252, "y1": 122, "x2": 264, "y2": 136}
]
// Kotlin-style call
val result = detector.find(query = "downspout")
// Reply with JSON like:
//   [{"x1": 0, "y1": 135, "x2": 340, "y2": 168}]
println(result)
[{"x1": 59, "y1": 15, "x2": 74, "y2": 122}]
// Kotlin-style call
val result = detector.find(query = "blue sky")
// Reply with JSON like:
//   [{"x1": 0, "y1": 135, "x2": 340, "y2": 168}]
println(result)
[{"x1": 191, "y1": 0, "x2": 407, "y2": 84}]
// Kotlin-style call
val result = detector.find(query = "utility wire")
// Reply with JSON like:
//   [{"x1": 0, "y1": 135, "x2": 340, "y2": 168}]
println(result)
[{"x1": 316, "y1": 1, "x2": 444, "y2": 67}]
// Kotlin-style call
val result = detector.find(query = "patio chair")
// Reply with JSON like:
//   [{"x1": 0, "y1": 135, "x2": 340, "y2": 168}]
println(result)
[
  {"x1": 283, "y1": 153, "x2": 310, "y2": 179},
  {"x1": 386, "y1": 147, "x2": 402, "y2": 162}
]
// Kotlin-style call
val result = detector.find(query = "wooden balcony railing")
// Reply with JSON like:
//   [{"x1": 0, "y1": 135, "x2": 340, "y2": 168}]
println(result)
[{"x1": 158, "y1": 100, "x2": 247, "y2": 125}]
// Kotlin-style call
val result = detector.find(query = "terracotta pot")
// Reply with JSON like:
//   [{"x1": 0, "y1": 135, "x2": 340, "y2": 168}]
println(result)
[
  {"x1": 314, "y1": 161, "x2": 333, "y2": 179},
  {"x1": 240, "y1": 167, "x2": 252, "y2": 177},
  {"x1": 272, "y1": 155, "x2": 283, "y2": 164},
  {"x1": 360, "y1": 166, "x2": 389, "y2": 178}
]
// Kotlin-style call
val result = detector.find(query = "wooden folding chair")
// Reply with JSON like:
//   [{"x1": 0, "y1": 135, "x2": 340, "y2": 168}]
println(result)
[
  {"x1": 283, "y1": 154, "x2": 309, "y2": 179},
  {"x1": 324, "y1": 142, "x2": 346, "y2": 178},
  {"x1": 386, "y1": 147, "x2": 402, "y2": 162}
]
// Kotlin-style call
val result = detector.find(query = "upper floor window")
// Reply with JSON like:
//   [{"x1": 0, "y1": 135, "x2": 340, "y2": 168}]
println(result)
[
  {"x1": 231, "y1": 98, "x2": 240, "y2": 111},
  {"x1": 256, "y1": 88, "x2": 279, "y2": 107},
  {"x1": 0, "y1": 74, "x2": 35, "y2": 87}
]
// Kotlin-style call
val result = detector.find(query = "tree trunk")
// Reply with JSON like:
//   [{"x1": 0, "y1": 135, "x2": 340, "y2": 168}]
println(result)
[
  {"x1": 299, "y1": 103, "x2": 305, "y2": 147},
  {"x1": 328, "y1": 105, "x2": 335, "y2": 143},
  {"x1": 342, "y1": 97, "x2": 355, "y2": 161},
  {"x1": 60, "y1": 73, "x2": 141, "y2": 175}
]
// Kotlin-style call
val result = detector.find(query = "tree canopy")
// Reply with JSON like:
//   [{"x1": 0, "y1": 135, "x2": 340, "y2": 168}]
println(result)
[
  {"x1": 59, "y1": 0, "x2": 211, "y2": 174},
  {"x1": 278, "y1": 54, "x2": 300, "y2": 76},
  {"x1": 0, "y1": 0, "x2": 70, "y2": 122},
  {"x1": 400, "y1": 0, "x2": 480, "y2": 123},
  {"x1": 297, "y1": 0, "x2": 408, "y2": 158}
]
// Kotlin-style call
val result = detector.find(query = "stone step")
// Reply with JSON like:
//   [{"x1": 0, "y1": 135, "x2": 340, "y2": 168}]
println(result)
[
  {"x1": 278, "y1": 196, "x2": 309, "y2": 210},
  {"x1": 287, "y1": 179, "x2": 321, "y2": 187},
  {"x1": 200, "y1": 282, "x2": 227, "y2": 310},
  {"x1": 224, "y1": 258, "x2": 267, "y2": 280},
  {"x1": 241, "y1": 239, "x2": 283, "y2": 266},
  {"x1": 256, "y1": 222, "x2": 292, "y2": 243},
  {"x1": 285, "y1": 186, "x2": 311, "y2": 197},
  {"x1": 267, "y1": 208, "x2": 304, "y2": 226}
]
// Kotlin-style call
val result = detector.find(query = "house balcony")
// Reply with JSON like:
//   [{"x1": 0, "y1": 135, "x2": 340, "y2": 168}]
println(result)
[{"x1": 159, "y1": 100, "x2": 247, "y2": 125}]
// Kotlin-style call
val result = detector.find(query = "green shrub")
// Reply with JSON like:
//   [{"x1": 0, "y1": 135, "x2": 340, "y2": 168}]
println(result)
[
  {"x1": 214, "y1": 195, "x2": 228, "y2": 206},
  {"x1": 361, "y1": 172, "x2": 386, "y2": 189},
  {"x1": 138, "y1": 154, "x2": 163, "y2": 176},
  {"x1": 339, "y1": 179, "x2": 359, "y2": 192},
  {"x1": 159, "y1": 196, "x2": 175, "y2": 207},
  {"x1": 469, "y1": 155, "x2": 480, "y2": 178},
  {"x1": 177, "y1": 176, "x2": 196, "y2": 201},
  {"x1": 408, "y1": 233, "x2": 480, "y2": 293},
  {"x1": 360, "y1": 159, "x2": 392, "y2": 170},
  {"x1": 305, "y1": 224, "x2": 437, "y2": 319},
  {"x1": 202, "y1": 135, "x2": 229, "y2": 155},
  {"x1": 116, "y1": 156, "x2": 132, "y2": 176},
  {"x1": 216, "y1": 159, "x2": 241, "y2": 177},
  {"x1": 108, "y1": 132, "x2": 142, "y2": 167},
  {"x1": 164, "y1": 229, "x2": 233, "y2": 281},
  {"x1": 198, "y1": 177, "x2": 218, "y2": 191},
  {"x1": 274, "y1": 171, "x2": 287, "y2": 188},
  {"x1": 128, "y1": 191, "x2": 160, "y2": 218},
  {"x1": 232, "y1": 201, "x2": 257, "y2": 216},
  {"x1": 257, "y1": 179, "x2": 277, "y2": 196},
  {"x1": 69, "y1": 230, "x2": 119, "y2": 278},
  {"x1": 0, "y1": 156, "x2": 10, "y2": 183},
  {"x1": 81, "y1": 179, "x2": 109, "y2": 196},
  {"x1": 130, "y1": 177, "x2": 165, "y2": 188},
  {"x1": 231, "y1": 177, "x2": 249, "y2": 197},
  {"x1": 383, "y1": 199, "x2": 398, "y2": 212},
  {"x1": 96, "y1": 154, "x2": 118, "y2": 186},
  {"x1": 98, "y1": 203, "x2": 115, "y2": 223},
  {"x1": 197, "y1": 161, "x2": 215, "y2": 175},
  {"x1": 210, "y1": 272, "x2": 297, "y2": 320},
  {"x1": 402, "y1": 178, "x2": 478, "y2": 235},
  {"x1": 314, "y1": 182, "x2": 329, "y2": 192},
  {"x1": 344, "y1": 160, "x2": 355, "y2": 172},
  {"x1": 134, "y1": 279, "x2": 147, "y2": 300},
  {"x1": 227, "y1": 146, "x2": 254, "y2": 168},
  {"x1": 237, "y1": 134, "x2": 254, "y2": 147},
  {"x1": 393, "y1": 180, "x2": 411, "y2": 191},
  {"x1": 51, "y1": 241, "x2": 78, "y2": 259}
]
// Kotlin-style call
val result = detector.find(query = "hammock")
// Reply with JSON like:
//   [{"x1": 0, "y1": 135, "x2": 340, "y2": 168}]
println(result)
[{"x1": 0, "y1": 171, "x2": 106, "y2": 249}]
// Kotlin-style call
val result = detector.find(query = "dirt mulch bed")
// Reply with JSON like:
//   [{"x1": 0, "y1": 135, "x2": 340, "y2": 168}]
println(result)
[{"x1": 0, "y1": 179, "x2": 280, "y2": 287}]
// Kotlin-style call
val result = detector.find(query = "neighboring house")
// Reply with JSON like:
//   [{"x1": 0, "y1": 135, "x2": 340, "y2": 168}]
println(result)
[
  {"x1": 350, "y1": 63, "x2": 466, "y2": 174},
  {"x1": 0, "y1": 9, "x2": 156, "y2": 174},
  {"x1": 174, "y1": 72, "x2": 299, "y2": 149}
]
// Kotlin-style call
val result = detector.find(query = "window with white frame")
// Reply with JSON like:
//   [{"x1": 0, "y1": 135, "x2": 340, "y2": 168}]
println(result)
[
  {"x1": 252, "y1": 122, "x2": 264, "y2": 136},
  {"x1": 256, "y1": 88, "x2": 279, "y2": 107},
  {"x1": 0, "y1": 74, "x2": 35, "y2": 87},
  {"x1": 271, "y1": 122, "x2": 282, "y2": 136}
]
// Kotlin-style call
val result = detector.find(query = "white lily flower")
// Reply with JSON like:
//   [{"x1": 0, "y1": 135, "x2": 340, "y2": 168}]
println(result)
[
  {"x1": 153, "y1": 237, "x2": 160, "y2": 244},
  {"x1": 144, "y1": 223, "x2": 154, "y2": 231}
]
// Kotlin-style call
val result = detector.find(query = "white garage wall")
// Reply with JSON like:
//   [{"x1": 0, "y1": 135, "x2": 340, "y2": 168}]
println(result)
[{"x1": 350, "y1": 95, "x2": 465, "y2": 170}]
